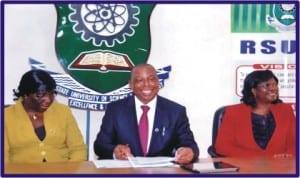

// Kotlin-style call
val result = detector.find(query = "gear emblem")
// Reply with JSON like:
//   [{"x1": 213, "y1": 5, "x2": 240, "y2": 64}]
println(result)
[{"x1": 69, "y1": 4, "x2": 140, "y2": 47}]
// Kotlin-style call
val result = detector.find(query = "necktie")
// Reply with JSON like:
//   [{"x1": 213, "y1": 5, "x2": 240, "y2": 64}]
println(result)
[{"x1": 139, "y1": 105, "x2": 150, "y2": 156}]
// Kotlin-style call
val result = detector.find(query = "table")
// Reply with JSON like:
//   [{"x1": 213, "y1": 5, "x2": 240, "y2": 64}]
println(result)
[
  {"x1": 4, "y1": 157, "x2": 296, "y2": 175},
  {"x1": 212, "y1": 156, "x2": 296, "y2": 174}
]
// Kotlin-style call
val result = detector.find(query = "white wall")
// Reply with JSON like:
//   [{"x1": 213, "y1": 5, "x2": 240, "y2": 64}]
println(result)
[{"x1": 4, "y1": 4, "x2": 241, "y2": 159}]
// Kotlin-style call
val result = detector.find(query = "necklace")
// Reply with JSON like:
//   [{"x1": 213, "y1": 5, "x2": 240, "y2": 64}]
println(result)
[
  {"x1": 32, "y1": 114, "x2": 38, "y2": 120},
  {"x1": 28, "y1": 110, "x2": 43, "y2": 121},
  {"x1": 29, "y1": 112, "x2": 38, "y2": 120}
]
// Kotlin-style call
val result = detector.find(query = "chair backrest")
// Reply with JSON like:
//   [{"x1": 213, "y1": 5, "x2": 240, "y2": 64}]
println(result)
[{"x1": 207, "y1": 106, "x2": 226, "y2": 157}]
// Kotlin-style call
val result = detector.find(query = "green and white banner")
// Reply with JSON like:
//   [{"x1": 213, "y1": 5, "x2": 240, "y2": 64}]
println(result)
[{"x1": 231, "y1": 4, "x2": 296, "y2": 108}]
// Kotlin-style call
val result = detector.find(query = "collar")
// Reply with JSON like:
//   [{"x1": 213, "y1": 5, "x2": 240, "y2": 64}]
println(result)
[{"x1": 134, "y1": 96, "x2": 157, "y2": 109}]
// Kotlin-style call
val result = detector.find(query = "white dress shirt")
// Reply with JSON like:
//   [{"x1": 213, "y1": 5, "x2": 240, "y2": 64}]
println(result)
[{"x1": 134, "y1": 96, "x2": 157, "y2": 152}]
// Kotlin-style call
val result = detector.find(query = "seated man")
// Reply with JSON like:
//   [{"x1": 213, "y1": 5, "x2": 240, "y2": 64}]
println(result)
[{"x1": 94, "y1": 64, "x2": 199, "y2": 164}]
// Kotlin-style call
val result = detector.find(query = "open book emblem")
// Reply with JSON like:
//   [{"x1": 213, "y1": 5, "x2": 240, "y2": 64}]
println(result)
[{"x1": 69, "y1": 50, "x2": 134, "y2": 73}]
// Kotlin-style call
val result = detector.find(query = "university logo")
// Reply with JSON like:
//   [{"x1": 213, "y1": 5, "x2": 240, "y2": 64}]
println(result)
[
  {"x1": 231, "y1": 4, "x2": 296, "y2": 33},
  {"x1": 53, "y1": 3, "x2": 171, "y2": 110},
  {"x1": 55, "y1": 4, "x2": 155, "y2": 93},
  {"x1": 266, "y1": 4, "x2": 296, "y2": 32}
]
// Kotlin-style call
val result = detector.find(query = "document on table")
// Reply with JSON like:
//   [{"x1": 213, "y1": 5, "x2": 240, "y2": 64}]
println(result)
[
  {"x1": 93, "y1": 156, "x2": 176, "y2": 168},
  {"x1": 128, "y1": 156, "x2": 175, "y2": 168},
  {"x1": 93, "y1": 159, "x2": 132, "y2": 168}
]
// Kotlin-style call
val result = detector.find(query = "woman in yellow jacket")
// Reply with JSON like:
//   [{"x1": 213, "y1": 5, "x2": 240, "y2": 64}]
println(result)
[{"x1": 5, "y1": 69, "x2": 87, "y2": 163}]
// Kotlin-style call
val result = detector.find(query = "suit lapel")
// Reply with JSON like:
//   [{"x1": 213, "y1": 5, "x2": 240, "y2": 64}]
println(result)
[
  {"x1": 148, "y1": 96, "x2": 170, "y2": 154},
  {"x1": 125, "y1": 96, "x2": 144, "y2": 155}
]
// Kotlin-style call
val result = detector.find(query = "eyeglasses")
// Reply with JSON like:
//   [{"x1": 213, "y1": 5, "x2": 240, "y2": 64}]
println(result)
[
  {"x1": 256, "y1": 82, "x2": 278, "y2": 90},
  {"x1": 33, "y1": 90, "x2": 57, "y2": 100}
]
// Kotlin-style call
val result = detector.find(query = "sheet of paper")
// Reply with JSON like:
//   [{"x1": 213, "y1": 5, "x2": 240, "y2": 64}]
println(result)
[
  {"x1": 128, "y1": 156, "x2": 175, "y2": 168},
  {"x1": 92, "y1": 159, "x2": 132, "y2": 168}
]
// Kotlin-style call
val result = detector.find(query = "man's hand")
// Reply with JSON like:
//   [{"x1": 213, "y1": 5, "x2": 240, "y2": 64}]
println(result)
[
  {"x1": 174, "y1": 147, "x2": 194, "y2": 164},
  {"x1": 113, "y1": 144, "x2": 133, "y2": 160}
]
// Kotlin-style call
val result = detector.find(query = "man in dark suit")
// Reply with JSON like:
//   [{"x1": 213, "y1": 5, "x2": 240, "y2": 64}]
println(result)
[{"x1": 94, "y1": 64, "x2": 199, "y2": 164}]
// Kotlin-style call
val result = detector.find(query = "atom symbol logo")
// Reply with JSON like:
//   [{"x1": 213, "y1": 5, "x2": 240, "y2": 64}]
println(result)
[
  {"x1": 84, "y1": 4, "x2": 128, "y2": 36},
  {"x1": 69, "y1": 4, "x2": 140, "y2": 47}
]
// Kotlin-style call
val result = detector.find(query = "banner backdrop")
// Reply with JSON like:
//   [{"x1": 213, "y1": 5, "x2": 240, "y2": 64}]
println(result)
[
  {"x1": 231, "y1": 4, "x2": 296, "y2": 109},
  {"x1": 3, "y1": 3, "x2": 297, "y2": 160}
]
